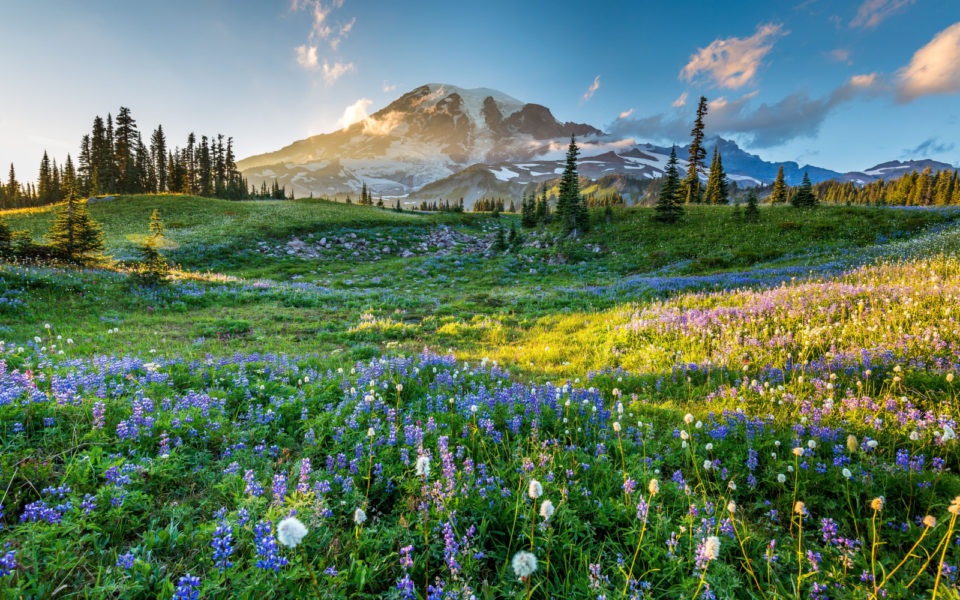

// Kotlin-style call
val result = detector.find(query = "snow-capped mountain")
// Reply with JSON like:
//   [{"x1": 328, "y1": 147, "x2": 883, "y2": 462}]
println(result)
[
  {"x1": 237, "y1": 83, "x2": 601, "y2": 198},
  {"x1": 239, "y1": 84, "x2": 957, "y2": 207}
]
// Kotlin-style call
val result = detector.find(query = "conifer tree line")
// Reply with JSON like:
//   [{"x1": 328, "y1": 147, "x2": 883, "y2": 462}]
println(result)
[
  {"x1": 806, "y1": 167, "x2": 960, "y2": 206},
  {"x1": 0, "y1": 106, "x2": 289, "y2": 209},
  {"x1": 416, "y1": 198, "x2": 464, "y2": 212},
  {"x1": 472, "y1": 198, "x2": 507, "y2": 213}
]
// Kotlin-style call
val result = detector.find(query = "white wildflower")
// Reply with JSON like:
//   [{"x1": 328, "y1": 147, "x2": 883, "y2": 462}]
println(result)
[
  {"x1": 512, "y1": 551, "x2": 538, "y2": 579},
  {"x1": 276, "y1": 517, "x2": 308, "y2": 548}
]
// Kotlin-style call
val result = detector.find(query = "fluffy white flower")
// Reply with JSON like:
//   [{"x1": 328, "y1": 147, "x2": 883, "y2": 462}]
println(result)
[
  {"x1": 648, "y1": 479, "x2": 659, "y2": 496},
  {"x1": 727, "y1": 500, "x2": 737, "y2": 514},
  {"x1": 539, "y1": 499, "x2": 555, "y2": 520},
  {"x1": 842, "y1": 468, "x2": 852, "y2": 479},
  {"x1": 612, "y1": 421, "x2": 621, "y2": 433},
  {"x1": 512, "y1": 551, "x2": 538, "y2": 579},
  {"x1": 705, "y1": 443, "x2": 713, "y2": 451},
  {"x1": 528, "y1": 479, "x2": 543, "y2": 499},
  {"x1": 777, "y1": 473, "x2": 787, "y2": 483},
  {"x1": 702, "y1": 536, "x2": 720, "y2": 561},
  {"x1": 276, "y1": 517, "x2": 308, "y2": 548},
  {"x1": 684, "y1": 413, "x2": 694, "y2": 424},
  {"x1": 415, "y1": 456, "x2": 431, "y2": 477},
  {"x1": 702, "y1": 460, "x2": 712, "y2": 471},
  {"x1": 942, "y1": 424, "x2": 956, "y2": 442},
  {"x1": 353, "y1": 507, "x2": 367, "y2": 525}
]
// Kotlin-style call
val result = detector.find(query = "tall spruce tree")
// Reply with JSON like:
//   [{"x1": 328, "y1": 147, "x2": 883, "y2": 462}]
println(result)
[
  {"x1": 47, "y1": 191, "x2": 105, "y2": 262},
  {"x1": 654, "y1": 146, "x2": 684, "y2": 223},
  {"x1": 151, "y1": 125, "x2": 168, "y2": 193},
  {"x1": 0, "y1": 214, "x2": 11, "y2": 252},
  {"x1": 771, "y1": 165, "x2": 787, "y2": 204},
  {"x1": 704, "y1": 146, "x2": 729, "y2": 205},
  {"x1": 556, "y1": 135, "x2": 588, "y2": 235},
  {"x1": 683, "y1": 96, "x2": 709, "y2": 204},
  {"x1": 792, "y1": 172, "x2": 817, "y2": 208},
  {"x1": 744, "y1": 188, "x2": 760, "y2": 222}
]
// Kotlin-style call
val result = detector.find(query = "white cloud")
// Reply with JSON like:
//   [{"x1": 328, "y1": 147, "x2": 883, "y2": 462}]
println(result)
[
  {"x1": 896, "y1": 22, "x2": 960, "y2": 102},
  {"x1": 338, "y1": 98, "x2": 373, "y2": 129},
  {"x1": 382, "y1": 81, "x2": 397, "y2": 93},
  {"x1": 671, "y1": 92, "x2": 688, "y2": 107},
  {"x1": 321, "y1": 61, "x2": 354, "y2": 84},
  {"x1": 850, "y1": 0, "x2": 915, "y2": 29},
  {"x1": 618, "y1": 108, "x2": 635, "y2": 119},
  {"x1": 295, "y1": 45, "x2": 318, "y2": 69},
  {"x1": 581, "y1": 75, "x2": 601, "y2": 103},
  {"x1": 828, "y1": 48, "x2": 852, "y2": 64},
  {"x1": 610, "y1": 74, "x2": 884, "y2": 147},
  {"x1": 681, "y1": 23, "x2": 786, "y2": 89}
]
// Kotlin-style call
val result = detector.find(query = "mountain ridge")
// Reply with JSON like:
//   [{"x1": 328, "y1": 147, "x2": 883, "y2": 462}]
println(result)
[{"x1": 238, "y1": 83, "x2": 957, "y2": 206}]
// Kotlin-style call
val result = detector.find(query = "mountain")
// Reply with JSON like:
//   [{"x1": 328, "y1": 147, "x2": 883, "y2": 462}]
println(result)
[
  {"x1": 239, "y1": 83, "x2": 957, "y2": 207},
  {"x1": 237, "y1": 83, "x2": 601, "y2": 198}
]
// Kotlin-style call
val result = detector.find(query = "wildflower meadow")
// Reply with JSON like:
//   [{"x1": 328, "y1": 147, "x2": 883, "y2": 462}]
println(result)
[{"x1": 1, "y1": 200, "x2": 960, "y2": 599}]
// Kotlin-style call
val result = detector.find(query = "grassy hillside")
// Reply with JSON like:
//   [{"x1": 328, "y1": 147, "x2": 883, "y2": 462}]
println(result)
[{"x1": 0, "y1": 194, "x2": 426, "y2": 256}]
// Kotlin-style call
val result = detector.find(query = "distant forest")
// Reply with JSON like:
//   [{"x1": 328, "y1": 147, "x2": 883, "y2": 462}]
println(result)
[
  {"x1": 0, "y1": 107, "x2": 288, "y2": 210},
  {"x1": 806, "y1": 167, "x2": 960, "y2": 207}
]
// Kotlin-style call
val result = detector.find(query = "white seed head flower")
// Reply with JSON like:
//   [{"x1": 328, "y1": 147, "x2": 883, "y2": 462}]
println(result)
[
  {"x1": 871, "y1": 497, "x2": 884, "y2": 511},
  {"x1": 702, "y1": 536, "x2": 721, "y2": 561},
  {"x1": 942, "y1": 424, "x2": 956, "y2": 442},
  {"x1": 705, "y1": 443, "x2": 713, "y2": 451},
  {"x1": 703, "y1": 460, "x2": 712, "y2": 471},
  {"x1": 539, "y1": 499, "x2": 555, "y2": 520},
  {"x1": 353, "y1": 507, "x2": 367, "y2": 525},
  {"x1": 648, "y1": 479, "x2": 659, "y2": 496},
  {"x1": 807, "y1": 440, "x2": 816, "y2": 449},
  {"x1": 947, "y1": 373, "x2": 955, "y2": 383},
  {"x1": 948, "y1": 497, "x2": 960, "y2": 515},
  {"x1": 512, "y1": 551, "x2": 538, "y2": 579},
  {"x1": 777, "y1": 473, "x2": 787, "y2": 484},
  {"x1": 684, "y1": 413, "x2": 694, "y2": 424},
  {"x1": 727, "y1": 480, "x2": 737, "y2": 491},
  {"x1": 612, "y1": 421, "x2": 621, "y2": 433},
  {"x1": 792, "y1": 447, "x2": 804, "y2": 457},
  {"x1": 695, "y1": 421, "x2": 703, "y2": 429},
  {"x1": 367, "y1": 427, "x2": 375, "y2": 438},
  {"x1": 276, "y1": 517, "x2": 308, "y2": 548},
  {"x1": 842, "y1": 468, "x2": 852, "y2": 479},
  {"x1": 909, "y1": 431, "x2": 920, "y2": 441},
  {"x1": 846, "y1": 435, "x2": 858, "y2": 452},
  {"x1": 415, "y1": 456, "x2": 431, "y2": 477},
  {"x1": 866, "y1": 440, "x2": 878, "y2": 449},
  {"x1": 794, "y1": 501, "x2": 806, "y2": 515},
  {"x1": 680, "y1": 430, "x2": 689, "y2": 441},
  {"x1": 923, "y1": 515, "x2": 937, "y2": 528},
  {"x1": 528, "y1": 479, "x2": 543, "y2": 499}
]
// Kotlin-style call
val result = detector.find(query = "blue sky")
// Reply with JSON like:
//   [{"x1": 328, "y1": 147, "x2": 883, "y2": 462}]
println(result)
[{"x1": 3, "y1": 0, "x2": 960, "y2": 180}]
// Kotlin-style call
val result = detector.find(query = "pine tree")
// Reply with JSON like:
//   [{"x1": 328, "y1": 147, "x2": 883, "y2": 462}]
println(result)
[
  {"x1": 744, "y1": 188, "x2": 760, "y2": 222},
  {"x1": 792, "y1": 172, "x2": 817, "y2": 208},
  {"x1": 114, "y1": 107, "x2": 138, "y2": 193},
  {"x1": 520, "y1": 191, "x2": 536, "y2": 228},
  {"x1": 149, "y1": 209, "x2": 165, "y2": 237},
  {"x1": 493, "y1": 226, "x2": 507, "y2": 252},
  {"x1": 47, "y1": 191, "x2": 105, "y2": 262},
  {"x1": 5, "y1": 164, "x2": 17, "y2": 207},
  {"x1": 770, "y1": 166, "x2": 787, "y2": 204},
  {"x1": 654, "y1": 146, "x2": 684, "y2": 223},
  {"x1": 557, "y1": 135, "x2": 587, "y2": 235},
  {"x1": 133, "y1": 210, "x2": 170, "y2": 285},
  {"x1": 151, "y1": 125, "x2": 168, "y2": 193},
  {"x1": 704, "y1": 146, "x2": 730, "y2": 205},
  {"x1": 535, "y1": 192, "x2": 549, "y2": 224},
  {"x1": 683, "y1": 96, "x2": 709, "y2": 204}
]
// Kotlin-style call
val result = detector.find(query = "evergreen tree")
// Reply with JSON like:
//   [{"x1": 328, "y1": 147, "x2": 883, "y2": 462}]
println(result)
[
  {"x1": 744, "y1": 188, "x2": 760, "y2": 222},
  {"x1": 683, "y1": 96, "x2": 709, "y2": 204},
  {"x1": 792, "y1": 172, "x2": 817, "y2": 208},
  {"x1": 6, "y1": 164, "x2": 18, "y2": 207},
  {"x1": 149, "y1": 208, "x2": 165, "y2": 237},
  {"x1": 654, "y1": 146, "x2": 684, "y2": 223},
  {"x1": 47, "y1": 191, "x2": 105, "y2": 262},
  {"x1": 133, "y1": 210, "x2": 170, "y2": 285},
  {"x1": 770, "y1": 165, "x2": 788, "y2": 204},
  {"x1": 556, "y1": 136, "x2": 588, "y2": 234},
  {"x1": 114, "y1": 107, "x2": 138, "y2": 193},
  {"x1": 493, "y1": 226, "x2": 507, "y2": 252},
  {"x1": 151, "y1": 126, "x2": 168, "y2": 193},
  {"x1": 704, "y1": 146, "x2": 729, "y2": 205}
]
